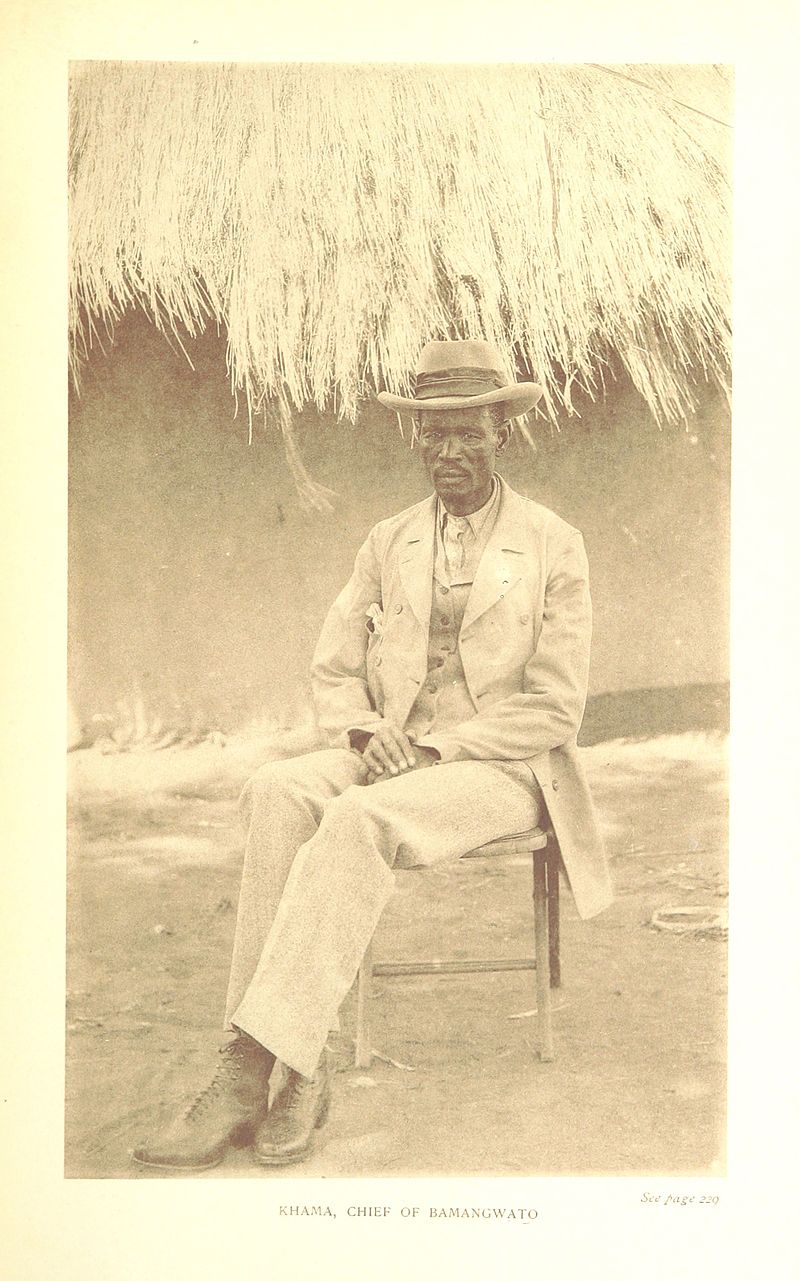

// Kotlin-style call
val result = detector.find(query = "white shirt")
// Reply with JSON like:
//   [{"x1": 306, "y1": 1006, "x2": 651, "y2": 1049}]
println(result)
[{"x1": 436, "y1": 477, "x2": 500, "y2": 584}]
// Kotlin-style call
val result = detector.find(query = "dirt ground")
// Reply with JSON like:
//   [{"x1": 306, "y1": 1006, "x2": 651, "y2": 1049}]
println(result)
[{"x1": 65, "y1": 732, "x2": 727, "y2": 1179}]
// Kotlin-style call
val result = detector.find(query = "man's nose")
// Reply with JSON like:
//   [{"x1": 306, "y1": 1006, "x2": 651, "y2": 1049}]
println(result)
[{"x1": 439, "y1": 435, "x2": 463, "y2": 459}]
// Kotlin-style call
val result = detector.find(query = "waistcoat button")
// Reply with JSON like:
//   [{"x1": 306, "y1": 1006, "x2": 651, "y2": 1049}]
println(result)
[{"x1": 395, "y1": 604, "x2": 403, "y2": 614}]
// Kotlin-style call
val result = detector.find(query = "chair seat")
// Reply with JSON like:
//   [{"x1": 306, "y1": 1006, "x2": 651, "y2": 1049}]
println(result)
[{"x1": 464, "y1": 826, "x2": 549, "y2": 859}]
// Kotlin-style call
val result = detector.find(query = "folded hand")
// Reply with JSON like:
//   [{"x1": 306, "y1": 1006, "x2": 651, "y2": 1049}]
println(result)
[{"x1": 360, "y1": 726, "x2": 439, "y2": 785}]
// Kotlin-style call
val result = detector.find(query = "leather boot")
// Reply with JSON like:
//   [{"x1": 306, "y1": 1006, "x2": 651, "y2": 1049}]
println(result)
[
  {"x1": 132, "y1": 1036, "x2": 273, "y2": 1171},
  {"x1": 252, "y1": 1050, "x2": 332, "y2": 1166}
]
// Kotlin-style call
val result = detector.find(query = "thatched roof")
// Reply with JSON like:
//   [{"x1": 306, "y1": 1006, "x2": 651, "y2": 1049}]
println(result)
[{"x1": 69, "y1": 62, "x2": 731, "y2": 493}]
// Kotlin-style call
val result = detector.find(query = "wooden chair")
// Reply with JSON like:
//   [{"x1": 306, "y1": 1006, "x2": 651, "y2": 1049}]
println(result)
[{"x1": 354, "y1": 827, "x2": 561, "y2": 1068}]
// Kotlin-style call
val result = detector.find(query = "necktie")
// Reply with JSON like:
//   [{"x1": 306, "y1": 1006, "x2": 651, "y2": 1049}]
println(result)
[{"x1": 444, "y1": 514, "x2": 472, "y2": 580}]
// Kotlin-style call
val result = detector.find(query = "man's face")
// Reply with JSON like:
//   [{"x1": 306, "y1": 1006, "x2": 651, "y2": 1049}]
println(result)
[{"x1": 417, "y1": 405, "x2": 511, "y2": 512}]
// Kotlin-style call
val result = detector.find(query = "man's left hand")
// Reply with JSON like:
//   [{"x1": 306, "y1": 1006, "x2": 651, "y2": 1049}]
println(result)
[{"x1": 364, "y1": 745, "x2": 439, "y2": 785}]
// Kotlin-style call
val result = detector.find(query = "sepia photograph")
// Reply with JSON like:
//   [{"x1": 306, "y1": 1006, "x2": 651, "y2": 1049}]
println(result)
[{"x1": 66, "y1": 60, "x2": 731, "y2": 1180}]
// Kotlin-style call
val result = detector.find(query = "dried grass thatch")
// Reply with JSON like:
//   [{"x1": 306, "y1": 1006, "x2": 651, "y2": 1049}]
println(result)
[{"x1": 69, "y1": 62, "x2": 731, "y2": 503}]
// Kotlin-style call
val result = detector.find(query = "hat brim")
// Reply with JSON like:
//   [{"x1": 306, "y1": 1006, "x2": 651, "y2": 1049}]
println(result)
[{"x1": 377, "y1": 382, "x2": 543, "y2": 416}]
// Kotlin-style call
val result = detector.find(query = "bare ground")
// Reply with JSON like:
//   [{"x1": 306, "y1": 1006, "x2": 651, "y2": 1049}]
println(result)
[{"x1": 65, "y1": 732, "x2": 727, "y2": 1178}]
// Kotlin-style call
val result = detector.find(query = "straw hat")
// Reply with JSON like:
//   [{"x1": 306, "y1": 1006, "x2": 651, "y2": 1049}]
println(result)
[{"x1": 377, "y1": 340, "x2": 543, "y2": 416}]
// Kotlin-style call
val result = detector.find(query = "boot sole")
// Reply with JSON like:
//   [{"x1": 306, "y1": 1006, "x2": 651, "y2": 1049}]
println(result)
[{"x1": 131, "y1": 1151, "x2": 225, "y2": 1173}]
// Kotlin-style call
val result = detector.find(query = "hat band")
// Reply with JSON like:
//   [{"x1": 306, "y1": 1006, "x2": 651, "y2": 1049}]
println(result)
[{"x1": 414, "y1": 366, "x2": 508, "y2": 401}]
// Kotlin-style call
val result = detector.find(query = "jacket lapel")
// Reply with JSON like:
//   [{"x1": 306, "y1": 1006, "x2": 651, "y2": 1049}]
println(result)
[
  {"x1": 398, "y1": 496, "x2": 437, "y2": 632},
  {"x1": 461, "y1": 479, "x2": 529, "y2": 634}
]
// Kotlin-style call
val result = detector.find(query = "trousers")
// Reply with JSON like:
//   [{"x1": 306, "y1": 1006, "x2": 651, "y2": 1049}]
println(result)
[{"x1": 224, "y1": 748, "x2": 545, "y2": 1077}]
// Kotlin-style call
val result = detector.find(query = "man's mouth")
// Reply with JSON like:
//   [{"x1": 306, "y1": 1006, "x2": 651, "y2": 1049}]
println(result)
[{"x1": 435, "y1": 469, "x2": 467, "y2": 480}]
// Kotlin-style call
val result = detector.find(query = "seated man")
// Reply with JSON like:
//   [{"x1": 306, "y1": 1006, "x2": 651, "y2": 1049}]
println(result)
[{"x1": 134, "y1": 339, "x2": 613, "y2": 1172}]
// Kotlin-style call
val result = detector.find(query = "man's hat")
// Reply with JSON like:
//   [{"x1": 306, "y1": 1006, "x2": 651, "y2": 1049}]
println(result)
[{"x1": 377, "y1": 339, "x2": 543, "y2": 417}]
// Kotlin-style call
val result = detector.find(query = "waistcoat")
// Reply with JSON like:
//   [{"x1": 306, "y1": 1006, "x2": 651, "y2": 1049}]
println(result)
[{"x1": 404, "y1": 490, "x2": 499, "y2": 741}]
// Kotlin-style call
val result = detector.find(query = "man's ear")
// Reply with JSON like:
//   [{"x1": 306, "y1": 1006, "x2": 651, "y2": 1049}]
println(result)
[{"x1": 495, "y1": 421, "x2": 512, "y2": 453}]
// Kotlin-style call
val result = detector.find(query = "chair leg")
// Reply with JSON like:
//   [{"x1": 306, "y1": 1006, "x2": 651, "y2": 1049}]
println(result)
[
  {"x1": 533, "y1": 850, "x2": 554, "y2": 1062},
  {"x1": 355, "y1": 941, "x2": 374, "y2": 1068},
  {"x1": 546, "y1": 843, "x2": 561, "y2": 989}
]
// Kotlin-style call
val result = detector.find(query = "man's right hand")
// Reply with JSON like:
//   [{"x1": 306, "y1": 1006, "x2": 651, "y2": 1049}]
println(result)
[{"x1": 359, "y1": 725, "x2": 417, "y2": 778}]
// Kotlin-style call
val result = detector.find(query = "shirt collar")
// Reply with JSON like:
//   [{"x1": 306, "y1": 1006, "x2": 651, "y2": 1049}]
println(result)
[{"x1": 437, "y1": 476, "x2": 499, "y2": 537}]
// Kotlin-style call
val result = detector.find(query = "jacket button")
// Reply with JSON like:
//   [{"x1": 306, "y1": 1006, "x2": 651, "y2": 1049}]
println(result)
[
  {"x1": 375, "y1": 656, "x2": 382, "y2": 667},
  {"x1": 551, "y1": 780, "x2": 559, "y2": 791},
  {"x1": 520, "y1": 615, "x2": 530, "y2": 625},
  {"x1": 439, "y1": 585, "x2": 450, "y2": 595},
  {"x1": 395, "y1": 604, "x2": 403, "y2": 614}
]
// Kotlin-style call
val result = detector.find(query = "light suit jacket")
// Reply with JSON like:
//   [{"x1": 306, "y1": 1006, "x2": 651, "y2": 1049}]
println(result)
[{"x1": 311, "y1": 476, "x2": 613, "y2": 918}]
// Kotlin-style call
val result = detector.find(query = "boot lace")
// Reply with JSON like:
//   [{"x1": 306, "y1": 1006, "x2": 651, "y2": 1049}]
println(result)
[
  {"x1": 183, "y1": 1042, "x2": 245, "y2": 1122},
  {"x1": 284, "y1": 1073, "x2": 311, "y2": 1113},
  {"x1": 282, "y1": 1056, "x2": 329, "y2": 1114}
]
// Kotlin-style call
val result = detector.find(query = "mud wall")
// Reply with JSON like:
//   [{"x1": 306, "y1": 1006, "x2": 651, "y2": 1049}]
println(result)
[{"x1": 69, "y1": 310, "x2": 729, "y2": 734}]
